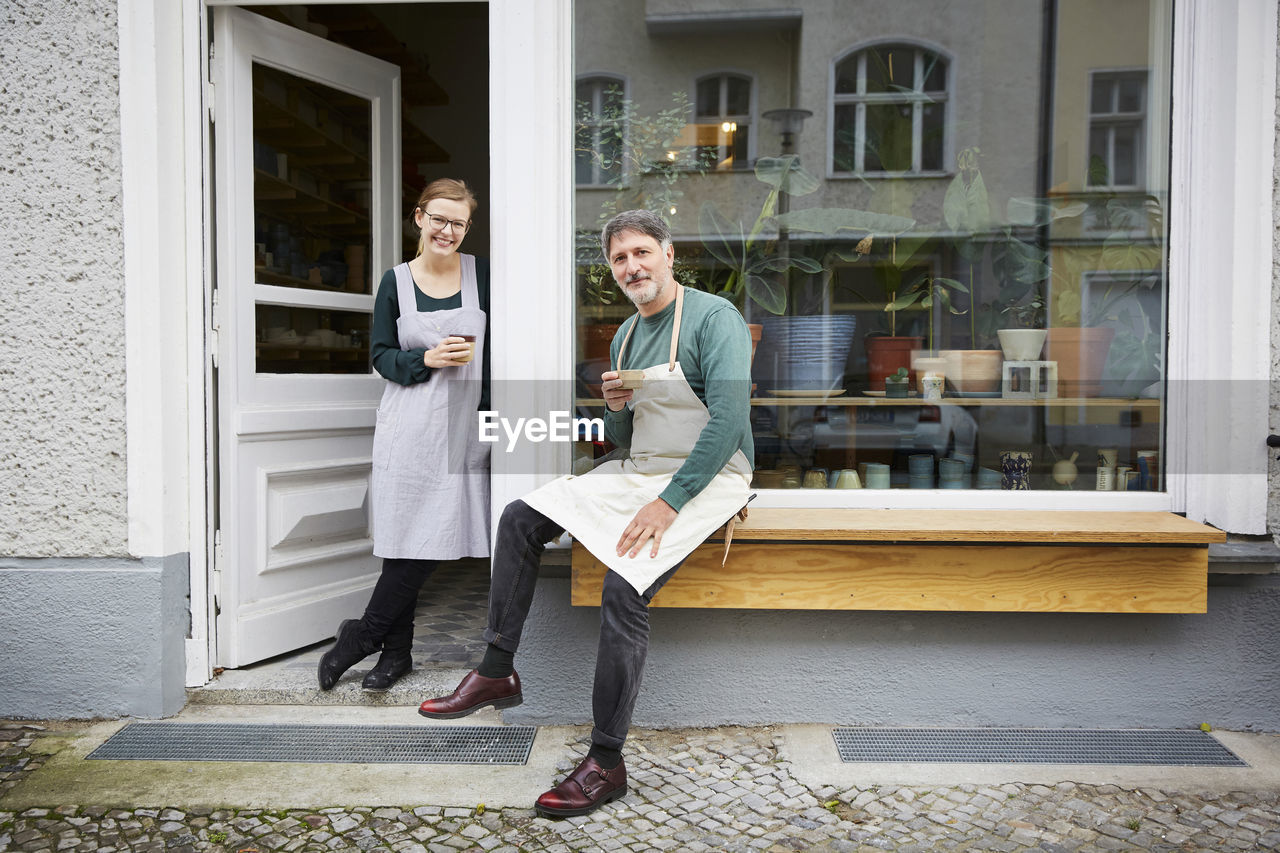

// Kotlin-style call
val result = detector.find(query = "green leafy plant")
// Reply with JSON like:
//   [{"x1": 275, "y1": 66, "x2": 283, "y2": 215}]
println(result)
[
  {"x1": 698, "y1": 156, "x2": 824, "y2": 314},
  {"x1": 884, "y1": 269, "x2": 968, "y2": 353}
]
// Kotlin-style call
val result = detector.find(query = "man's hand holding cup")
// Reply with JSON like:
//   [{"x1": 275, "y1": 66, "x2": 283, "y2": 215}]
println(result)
[{"x1": 599, "y1": 368, "x2": 640, "y2": 412}]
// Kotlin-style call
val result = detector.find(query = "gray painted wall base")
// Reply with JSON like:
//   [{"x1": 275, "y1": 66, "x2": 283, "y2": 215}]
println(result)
[
  {"x1": 0, "y1": 555, "x2": 189, "y2": 719},
  {"x1": 506, "y1": 573, "x2": 1280, "y2": 733}
]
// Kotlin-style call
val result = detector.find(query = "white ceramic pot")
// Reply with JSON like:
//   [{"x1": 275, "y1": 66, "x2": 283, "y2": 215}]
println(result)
[
  {"x1": 997, "y1": 328, "x2": 1047, "y2": 361},
  {"x1": 911, "y1": 356, "x2": 947, "y2": 393}
]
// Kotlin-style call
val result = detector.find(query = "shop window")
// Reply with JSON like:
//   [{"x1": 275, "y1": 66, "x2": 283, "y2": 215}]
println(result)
[
  {"x1": 576, "y1": 75, "x2": 627, "y2": 187},
  {"x1": 573, "y1": 1, "x2": 1172, "y2": 498},
  {"x1": 832, "y1": 43, "x2": 948, "y2": 175},
  {"x1": 691, "y1": 72, "x2": 754, "y2": 170},
  {"x1": 1088, "y1": 71, "x2": 1148, "y2": 188}
]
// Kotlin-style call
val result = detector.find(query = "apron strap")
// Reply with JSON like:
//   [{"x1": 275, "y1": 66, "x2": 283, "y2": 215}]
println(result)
[
  {"x1": 459, "y1": 253, "x2": 478, "y2": 307},
  {"x1": 720, "y1": 502, "x2": 752, "y2": 567},
  {"x1": 668, "y1": 284, "x2": 684, "y2": 371},
  {"x1": 614, "y1": 283, "x2": 685, "y2": 372},
  {"x1": 392, "y1": 263, "x2": 416, "y2": 351}
]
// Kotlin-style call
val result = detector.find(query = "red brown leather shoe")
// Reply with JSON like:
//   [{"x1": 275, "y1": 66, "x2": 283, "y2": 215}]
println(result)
[
  {"x1": 534, "y1": 756, "x2": 627, "y2": 818},
  {"x1": 417, "y1": 669, "x2": 522, "y2": 719}
]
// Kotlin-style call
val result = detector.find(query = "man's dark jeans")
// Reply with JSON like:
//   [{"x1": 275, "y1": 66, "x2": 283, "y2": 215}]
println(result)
[{"x1": 484, "y1": 499, "x2": 680, "y2": 751}]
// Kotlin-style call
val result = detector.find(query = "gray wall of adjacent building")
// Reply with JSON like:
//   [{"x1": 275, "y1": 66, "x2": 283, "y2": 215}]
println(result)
[
  {"x1": 0, "y1": 557, "x2": 189, "y2": 719},
  {"x1": 0, "y1": 0, "x2": 129, "y2": 558},
  {"x1": 509, "y1": 572, "x2": 1280, "y2": 731},
  {"x1": 0, "y1": 2, "x2": 184, "y2": 719}
]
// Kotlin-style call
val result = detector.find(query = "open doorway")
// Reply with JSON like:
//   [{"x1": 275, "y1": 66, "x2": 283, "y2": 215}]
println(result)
[{"x1": 208, "y1": 3, "x2": 491, "y2": 689}]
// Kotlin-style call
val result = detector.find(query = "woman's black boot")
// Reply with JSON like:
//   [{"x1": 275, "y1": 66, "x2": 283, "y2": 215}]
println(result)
[
  {"x1": 317, "y1": 619, "x2": 378, "y2": 690},
  {"x1": 362, "y1": 651, "x2": 413, "y2": 691}
]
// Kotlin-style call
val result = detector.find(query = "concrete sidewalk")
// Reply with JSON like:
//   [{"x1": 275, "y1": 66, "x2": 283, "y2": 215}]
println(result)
[{"x1": 3, "y1": 708, "x2": 1280, "y2": 852}]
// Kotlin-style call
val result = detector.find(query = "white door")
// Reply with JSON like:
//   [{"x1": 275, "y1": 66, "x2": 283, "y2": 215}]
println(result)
[{"x1": 212, "y1": 8, "x2": 400, "y2": 667}]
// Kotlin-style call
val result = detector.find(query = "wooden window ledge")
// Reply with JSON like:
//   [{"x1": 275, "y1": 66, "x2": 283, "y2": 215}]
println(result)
[{"x1": 571, "y1": 510, "x2": 1225, "y2": 614}]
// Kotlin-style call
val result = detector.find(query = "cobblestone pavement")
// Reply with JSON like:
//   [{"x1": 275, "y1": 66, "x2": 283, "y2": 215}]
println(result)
[{"x1": 3, "y1": 722, "x2": 1278, "y2": 852}]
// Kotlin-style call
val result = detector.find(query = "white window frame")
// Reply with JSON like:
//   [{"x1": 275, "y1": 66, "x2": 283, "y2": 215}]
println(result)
[
  {"x1": 116, "y1": 0, "x2": 1273, "y2": 686},
  {"x1": 1087, "y1": 68, "x2": 1149, "y2": 190},
  {"x1": 575, "y1": 72, "x2": 628, "y2": 188},
  {"x1": 828, "y1": 39, "x2": 952, "y2": 178},
  {"x1": 691, "y1": 70, "x2": 757, "y2": 170}
]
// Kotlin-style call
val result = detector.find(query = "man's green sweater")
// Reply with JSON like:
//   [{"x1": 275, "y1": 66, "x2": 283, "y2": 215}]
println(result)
[{"x1": 604, "y1": 287, "x2": 754, "y2": 512}]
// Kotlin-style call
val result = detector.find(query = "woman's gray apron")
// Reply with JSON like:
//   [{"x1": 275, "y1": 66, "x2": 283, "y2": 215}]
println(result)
[
  {"x1": 371, "y1": 255, "x2": 490, "y2": 559},
  {"x1": 522, "y1": 285, "x2": 752, "y2": 594}
]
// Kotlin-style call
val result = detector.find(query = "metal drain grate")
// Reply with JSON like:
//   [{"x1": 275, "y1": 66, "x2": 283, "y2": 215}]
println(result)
[
  {"x1": 832, "y1": 728, "x2": 1246, "y2": 766},
  {"x1": 87, "y1": 723, "x2": 536, "y2": 765}
]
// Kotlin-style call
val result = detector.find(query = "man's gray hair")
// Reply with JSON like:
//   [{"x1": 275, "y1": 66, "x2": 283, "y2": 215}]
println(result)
[{"x1": 600, "y1": 209, "x2": 672, "y2": 259}]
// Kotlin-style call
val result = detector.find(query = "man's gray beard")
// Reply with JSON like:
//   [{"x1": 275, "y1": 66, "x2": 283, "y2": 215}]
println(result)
[{"x1": 621, "y1": 276, "x2": 662, "y2": 306}]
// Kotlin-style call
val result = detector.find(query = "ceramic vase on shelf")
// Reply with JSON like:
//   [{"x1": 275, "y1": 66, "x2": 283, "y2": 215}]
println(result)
[
  {"x1": 996, "y1": 328, "x2": 1047, "y2": 361},
  {"x1": 999, "y1": 450, "x2": 1034, "y2": 490}
]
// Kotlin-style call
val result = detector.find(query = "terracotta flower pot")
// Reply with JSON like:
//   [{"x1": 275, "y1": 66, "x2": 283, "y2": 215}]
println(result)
[
  {"x1": 1045, "y1": 327, "x2": 1116, "y2": 397},
  {"x1": 939, "y1": 349, "x2": 1003, "y2": 394},
  {"x1": 865, "y1": 335, "x2": 923, "y2": 390}
]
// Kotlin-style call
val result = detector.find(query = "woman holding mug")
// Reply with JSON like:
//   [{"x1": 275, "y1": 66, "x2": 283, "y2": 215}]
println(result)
[{"x1": 319, "y1": 178, "x2": 491, "y2": 692}]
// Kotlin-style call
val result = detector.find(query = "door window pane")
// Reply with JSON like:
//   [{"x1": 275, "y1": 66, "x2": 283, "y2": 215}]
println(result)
[
  {"x1": 256, "y1": 306, "x2": 371, "y2": 375},
  {"x1": 252, "y1": 63, "x2": 374, "y2": 374}
]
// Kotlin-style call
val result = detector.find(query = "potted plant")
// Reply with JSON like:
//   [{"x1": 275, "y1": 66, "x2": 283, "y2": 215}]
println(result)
[
  {"x1": 884, "y1": 268, "x2": 968, "y2": 390},
  {"x1": 883, "y1": 366, "x2": 910, "y2": 397},
  {"x1": 935, "y1": 147, "x2": 1004, "y2": 393},
  {"x1": 772, "y1": 214, "x2": 917, "y2": 391},
  {"x1": 699, "y1": 156, "x2": 910, "y2": 389}
]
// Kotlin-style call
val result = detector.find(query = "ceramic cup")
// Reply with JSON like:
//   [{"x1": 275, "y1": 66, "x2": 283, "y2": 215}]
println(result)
[
  {"x1": 922, "y1": 373, "x2": 945, "y2": 401},
  {"x1": 803, "y1": 469, "x2": 828, "y2": 489},
  {"x1": 1136, "y1": 450, "x2": 1159, "y2": 491},
  {"x1": 452, "y1": 334, "x2": 477, "y2": 364},
  {"x1": 1095, "y1": 466, "x2": 1115, "y2": 491},
  {"x1": 1097, "y1": 448, "x2": 1119, "y2": 468},
  {"x1": 864, "y1": 462, "x2": 891, "y2": 489},
  {"x1": 938, "y1": 458, "x2": 966, "y2": 480},
  {"x1": 834, "y1": 469, "x2": 862, "y2": 489},
  {"x1": 1000, "y1": 450, "x2": 1033, "y2": 490},
  {"x1": 617, "y1": 369, "x2": 646, "y2": 389},
  {"x1": 950, "y1": 451, "x2": 974, "y2": 471},
  {"x1": 1116, "y1": 465, "x2": 1134, "y2": 490}
]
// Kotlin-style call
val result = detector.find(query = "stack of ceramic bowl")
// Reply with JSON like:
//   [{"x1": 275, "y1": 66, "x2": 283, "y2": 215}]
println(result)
[
  {"x1": 908, "y1": 454, "x2": 934, "y2": 489},
  {"x1": 938, "y1": 457, "x2": 967, "y2": 489},
  {"x1": 976, "y1": 467, "x2": 1002, "y2": 489}
]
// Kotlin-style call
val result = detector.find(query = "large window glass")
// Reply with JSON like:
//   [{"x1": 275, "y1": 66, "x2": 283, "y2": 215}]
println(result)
[{"x1": 574, "y1": 0, "x2": 1172, "y2": 495}]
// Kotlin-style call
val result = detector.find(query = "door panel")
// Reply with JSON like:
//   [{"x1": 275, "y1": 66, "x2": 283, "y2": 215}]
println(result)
[{"x1": 213, "y1": 7, "x2": 400, "y2": 667}]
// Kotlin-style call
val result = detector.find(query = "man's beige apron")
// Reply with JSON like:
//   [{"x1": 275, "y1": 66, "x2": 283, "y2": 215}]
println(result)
[{"x1": 522, "y1": 286, "x2": 752, "y2": 594}]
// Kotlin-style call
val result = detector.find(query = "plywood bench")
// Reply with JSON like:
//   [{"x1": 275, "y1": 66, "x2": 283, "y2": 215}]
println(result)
[{"x1": 570, "y1": 510, "x2": 1226, "y2": 614}]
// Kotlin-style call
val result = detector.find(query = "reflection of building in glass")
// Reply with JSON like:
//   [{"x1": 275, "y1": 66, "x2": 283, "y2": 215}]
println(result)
[{"x1": 574, "y1": 0, "x2": 1172, "y2": 491}]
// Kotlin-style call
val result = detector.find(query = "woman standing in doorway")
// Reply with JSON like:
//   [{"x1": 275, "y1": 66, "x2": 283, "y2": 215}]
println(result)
[{"x1": 319, "y1": 178, "x2": 491, "y2": 692}]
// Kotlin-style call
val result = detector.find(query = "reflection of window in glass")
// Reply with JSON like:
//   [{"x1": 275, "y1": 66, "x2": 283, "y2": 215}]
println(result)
[
  {"x1": 1087, "y1": 71, "x2": 1147, "y2": 188},
  {"x1": 832, "y1": 44, "x2": 947, "y2": 174},
  {"x1": 576, "y1": 75, "x2": 626, "y2": 186},
  {"x1": 692, "y1": 72, "x2": 753, "y2": 170}
]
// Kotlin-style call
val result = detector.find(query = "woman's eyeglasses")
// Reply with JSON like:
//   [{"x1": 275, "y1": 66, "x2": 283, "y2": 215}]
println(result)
[{"x1": 421, "y1": 210, "x2": 471, "y2": 234}]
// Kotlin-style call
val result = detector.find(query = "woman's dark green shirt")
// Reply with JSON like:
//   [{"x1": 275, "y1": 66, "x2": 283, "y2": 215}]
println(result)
[{"x1": 370, "y1": 258, "x2": 491, "y2": 410}]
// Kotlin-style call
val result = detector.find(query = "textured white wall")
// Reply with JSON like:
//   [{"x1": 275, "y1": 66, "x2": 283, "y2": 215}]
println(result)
[
  {"x1": 1272, "y1": 1, "x2": 1280, "y2": 544},
  {"x1": 0, "y1": 0, "x2": 128, "y2": 556}
]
